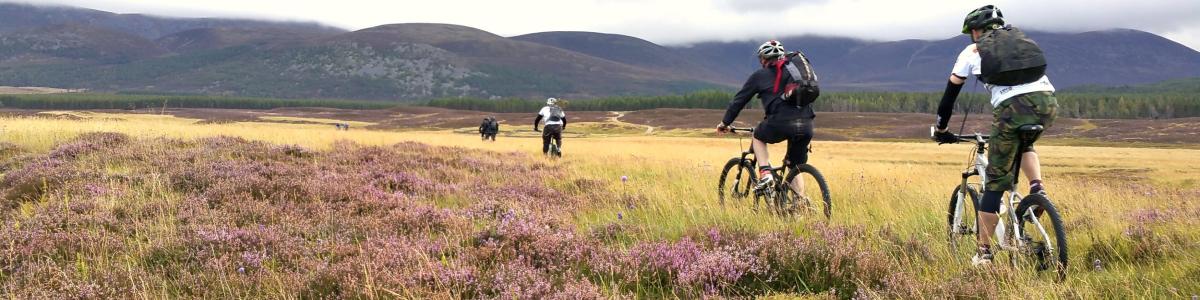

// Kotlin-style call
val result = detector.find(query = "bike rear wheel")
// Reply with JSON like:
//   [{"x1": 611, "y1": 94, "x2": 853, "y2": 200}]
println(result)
[
  {"x1": 717, "y1": 158, "x2": 755, "y2": 206},
  {"x1": 1015, "y1": 193, "x2": 1068, "y2": 282},
  {"x1": 548, "y1": 143, "x2": 561, "y2": 158},
  {"x1": 947, "y1": 184, "x2": 981, "y2": 253},
  {"x1": 778, "y1": 164, "x2": 831, "y2": 219}
]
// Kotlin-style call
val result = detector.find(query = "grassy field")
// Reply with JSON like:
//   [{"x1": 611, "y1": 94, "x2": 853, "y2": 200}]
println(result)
[{"x1": 1, "y1": 112, "x2": 1198, "y2": 298}]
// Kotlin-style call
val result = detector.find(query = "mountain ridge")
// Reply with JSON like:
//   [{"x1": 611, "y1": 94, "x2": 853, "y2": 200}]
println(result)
[{"x1": 0, "y1": 3, "x2": 1197, "y2": 100}]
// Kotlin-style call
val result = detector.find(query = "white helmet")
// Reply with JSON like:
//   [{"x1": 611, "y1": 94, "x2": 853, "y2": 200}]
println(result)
[
  {"x1": 757, "y1": 40, "x2": 785, "y2": 59},
  {"x1": 546, "y1": 97, "x2": 558, "y2": 105}
]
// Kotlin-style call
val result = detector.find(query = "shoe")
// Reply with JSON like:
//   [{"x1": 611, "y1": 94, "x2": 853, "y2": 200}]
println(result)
[{"x1": 971, "y1": 247, "x2": 994, "y2": 267}]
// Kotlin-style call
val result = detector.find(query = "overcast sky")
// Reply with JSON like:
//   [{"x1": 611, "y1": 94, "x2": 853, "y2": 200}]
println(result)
[{"x1": 20, "y1": 0, "x2": 1200, "y2": 50}]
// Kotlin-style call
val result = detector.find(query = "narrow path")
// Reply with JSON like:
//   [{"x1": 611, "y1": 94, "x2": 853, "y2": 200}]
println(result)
[{"x1": 608, "y1": 111, "x2": 655, "y2": 134}]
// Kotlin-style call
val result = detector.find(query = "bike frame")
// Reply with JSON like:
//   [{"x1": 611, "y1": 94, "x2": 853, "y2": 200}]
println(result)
[
  {"x1": 948, "y1": 131, "x2": 1056, "y2": 256},
  {"x1": 729, "y1": 128, "x2": 797, "y2": 193}
]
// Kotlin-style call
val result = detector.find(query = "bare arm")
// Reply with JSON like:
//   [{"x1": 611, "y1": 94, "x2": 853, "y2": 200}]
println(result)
[{"x1": 950, "y1": 74, "x2": 966, "y2": 85}]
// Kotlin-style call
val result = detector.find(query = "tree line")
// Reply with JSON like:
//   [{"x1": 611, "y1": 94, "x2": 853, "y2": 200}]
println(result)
[
  {"x1": 427, "y1": 90, "x2": 1200, "y2": 119},
  {"x1": 2, "y1": 90, "x2": 1194, "y2": 120}
]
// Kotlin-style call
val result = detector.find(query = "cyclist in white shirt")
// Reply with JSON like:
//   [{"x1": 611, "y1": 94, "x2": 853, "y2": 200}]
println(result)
[
  {"x1": 533, "y1": 98, "x2": 567, "y2": 156},
  {"x1": 933, "y1": 5, "x2": 1060, "y2": 267}
]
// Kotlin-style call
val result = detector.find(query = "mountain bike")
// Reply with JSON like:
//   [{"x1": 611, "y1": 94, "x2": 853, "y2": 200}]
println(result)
[
  {"x1": 717, "y1": 127, "x2": 830, "y2": 218},
  {"x1": 548, "y1": 142, "x2": 561, "y2": 159},
  {"x1": 934, "y1": 125, "x2": 1067, "y2": 281}
]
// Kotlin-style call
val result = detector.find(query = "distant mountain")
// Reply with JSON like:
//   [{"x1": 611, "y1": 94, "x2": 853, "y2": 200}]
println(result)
[
  {"x1": 674, "y1": 29, "x2": 1200, "y2": 91},
  {"x1": 0, "y1": 2, "x2": 343, "y2": 39},
  {"x1": 512, "y1": 31, "x2": 729, "y2": 83},
  {"x1": 156, "y1": 27, "x2": 333, "y2": 53},
  {"x1": 0, "y1": 2, "x2": 1197, "y2": 100},
  {"x1": 0, "y1": 19, "x2": 721, "y2": 99},
  {"x1": 0, "y1": 23, "x2": 167, "y2": 64}
]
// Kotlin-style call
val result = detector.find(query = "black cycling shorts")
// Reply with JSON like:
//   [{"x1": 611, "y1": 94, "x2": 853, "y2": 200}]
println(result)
[{"x1": 753, "y1": 116, "x2": 814, "y2": 166}]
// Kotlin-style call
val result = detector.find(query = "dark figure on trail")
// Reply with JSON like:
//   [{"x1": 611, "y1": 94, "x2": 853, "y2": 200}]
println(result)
[
  {"x1": 479, "y1": 116, "x2": 500, "y2": 141},
  {"x1": 533, "y1": 98, "x2": 566, "y2": 156}
]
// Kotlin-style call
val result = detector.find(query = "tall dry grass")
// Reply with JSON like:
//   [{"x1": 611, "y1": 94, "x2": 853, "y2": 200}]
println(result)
[{"x1": 0, "y1": 112, "x2": 1198, "y2": 298}]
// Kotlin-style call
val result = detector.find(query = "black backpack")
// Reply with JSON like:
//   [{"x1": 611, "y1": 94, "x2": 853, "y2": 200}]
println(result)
[
  {"x1": 976, "y1": 25, "x2": 1047, "y2": 86},
  {"x1": 547, "y1": 106, "x2": 565, "y2": 122},
  {"x1": 773, "y1": 51, "x2": 820, "y2": 107},
  {"x1": 487, "y1": 119, "x2": 500, "y2": 131}
]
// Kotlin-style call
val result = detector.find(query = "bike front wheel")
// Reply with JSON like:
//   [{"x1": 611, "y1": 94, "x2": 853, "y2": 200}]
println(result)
[
  {"x1": 947, "y1": 184, "x2": 981, "y2": 253},
  {"x1": 717, "y1": 158, "x2": 755, "y2": 206},
  {"x1": 1015, "y1": 193, "x2": 1068, "y2": 282}
]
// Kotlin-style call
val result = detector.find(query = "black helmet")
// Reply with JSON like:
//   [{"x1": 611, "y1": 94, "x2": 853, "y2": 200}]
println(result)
[{"x1": 962, "y1": 5, "x2": 1004, "y2": 34}]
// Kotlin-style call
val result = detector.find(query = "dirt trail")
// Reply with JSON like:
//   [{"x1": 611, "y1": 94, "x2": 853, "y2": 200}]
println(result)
[{"x1": 608, "y1": 111, "x2": 656, "y2": 134}]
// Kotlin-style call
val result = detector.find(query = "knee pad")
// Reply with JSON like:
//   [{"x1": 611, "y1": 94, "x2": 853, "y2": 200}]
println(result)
[{"x1": 979, "y1": 191, "x2": 1003, "y2": 213}]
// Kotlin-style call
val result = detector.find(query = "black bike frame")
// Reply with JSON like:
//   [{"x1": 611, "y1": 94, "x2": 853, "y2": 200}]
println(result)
[{"x1": 730, "y1": 127, "x2": 798, "y2": 187}]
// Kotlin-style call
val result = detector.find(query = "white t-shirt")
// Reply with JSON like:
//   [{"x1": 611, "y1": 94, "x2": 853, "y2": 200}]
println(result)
[
  {"x1": 951, "y1": 44, "x2": 1055, "y2": 107},
  {"x1": 538, "y1": 106, "x2": 565, "y2": 126}
]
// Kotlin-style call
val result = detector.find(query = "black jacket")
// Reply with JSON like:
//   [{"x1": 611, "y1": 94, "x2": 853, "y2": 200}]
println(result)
[{"x1": 721, "y1": 63, "x2": 815, "y2": 125}]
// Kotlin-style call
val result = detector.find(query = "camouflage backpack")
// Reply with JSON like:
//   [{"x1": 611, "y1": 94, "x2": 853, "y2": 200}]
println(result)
[{"x1": 977, "y1": 25, "x2": 1047, "y2": 86}]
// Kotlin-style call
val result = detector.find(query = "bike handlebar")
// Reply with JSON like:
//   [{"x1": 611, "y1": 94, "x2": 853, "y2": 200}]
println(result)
[
  {"x1": 930, "y1": 125, "x2": 988, "y2": 143},
  {"x1": 727, "y1": 126, "x2": 754, "y2": 133}
]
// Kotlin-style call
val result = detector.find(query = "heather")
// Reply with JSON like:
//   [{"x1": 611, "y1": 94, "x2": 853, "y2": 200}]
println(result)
[
  {"x1": 1, "y1": 127, "x2": 1198, "y2": 298},
  {"x1": 0, "y1": 133, "x2": 948, "y2": 298}
]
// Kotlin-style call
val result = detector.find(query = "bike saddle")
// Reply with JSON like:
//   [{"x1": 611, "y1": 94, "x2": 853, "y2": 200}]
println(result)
[
  {"x1": 1017, "y1": 124, "x2": 1044, "y2": 133},
  {"x1": 1017, "y1": 124, "x2": 1045, "y2": 144}
]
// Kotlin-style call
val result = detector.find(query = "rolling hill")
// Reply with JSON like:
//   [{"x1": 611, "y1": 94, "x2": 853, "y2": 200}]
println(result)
[
  {"x1": 512, "y1": 31, "x2": 729, "y2": 83},
  {"x1": 0, "y1": 2, "x2": 1197, "y2": 100},
  {"x1": 0, "y1": 23, "x2": 168, "y2": 65},
  {"x1": 0, "y1": 2, "x2": 342, "y2": 39},
  {"x1": 664, "y1": 29, "x2": 1200, "y2": 90}
]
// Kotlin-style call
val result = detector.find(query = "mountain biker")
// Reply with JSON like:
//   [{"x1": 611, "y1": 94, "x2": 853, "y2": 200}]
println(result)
[
  {"x1": 932, "y1": 5, "x2": 1059, "y2": 267},
  {"x1": 479, "y1": 117, "x2": 491, "y2": 140},
  {"x1": 717, "y1": 40, "x2": 816, "y2": 193},
  {"x1": 479, "y1": 116, "x2": 499, "y2": 141},
  {"x1": 534, "y1": 98, "x2": 567, "y2": 156}
]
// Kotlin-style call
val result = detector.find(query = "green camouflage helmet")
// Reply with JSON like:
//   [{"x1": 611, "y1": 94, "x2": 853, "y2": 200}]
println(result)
[{"x1": 963, "y1": 5, "x2": 1005, "y2": 34}]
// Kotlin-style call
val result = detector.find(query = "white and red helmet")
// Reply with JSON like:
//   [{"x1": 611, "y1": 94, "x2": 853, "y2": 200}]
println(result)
[{"x1": 757, "y1": 40, "x2": 786, "y2": 59}]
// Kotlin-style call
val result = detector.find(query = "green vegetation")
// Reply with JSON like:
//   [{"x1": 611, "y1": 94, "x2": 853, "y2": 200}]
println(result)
[
  {"x1": 428, "y1": 90, "x2": 1200, "y2": 119},
  {"x1": 1066, "y1": 77, "x2": 1200, "y2": 94},
  {"x1": 0, "y1": 93, "x2": 398, "y2": 110}
]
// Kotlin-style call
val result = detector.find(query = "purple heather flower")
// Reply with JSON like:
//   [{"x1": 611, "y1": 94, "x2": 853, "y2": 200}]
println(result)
[{"x1": 621, "y1": 176, "x2": 628, "y2": 183}]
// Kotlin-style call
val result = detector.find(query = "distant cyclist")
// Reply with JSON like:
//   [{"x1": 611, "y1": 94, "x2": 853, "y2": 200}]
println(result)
[
  {"x1": 932, "y1": 5, "x2": 1059, "y2": 267},
  {"x1": 717, "y1": 40, "x2": 819, "y2": 193},
  {"x1": 479, "y1": 116, "x2": 499, "y2": 142},
  {"x1": 534, "y1": 98, "x2": 567, "y2": 156},
  {"x1": 479, "y1": 117, "x2": 491, "y2": 140}
]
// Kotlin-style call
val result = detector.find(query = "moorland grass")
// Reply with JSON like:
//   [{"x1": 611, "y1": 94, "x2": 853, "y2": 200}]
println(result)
[{"x1": 0, "y1": 112, "x2": 1198, "y2": 298}]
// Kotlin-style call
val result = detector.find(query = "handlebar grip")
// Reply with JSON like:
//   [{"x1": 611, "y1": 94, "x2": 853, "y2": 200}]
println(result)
[{"x1": 728, "y1": 127, "x2": 754, "y2": 133}]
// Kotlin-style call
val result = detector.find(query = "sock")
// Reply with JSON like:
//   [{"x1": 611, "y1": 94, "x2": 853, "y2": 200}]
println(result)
[
  {"x1": 1029, "y1": 179, "x2": 1044, "y2": 194},
  {"x1": 758, "y1": 165, "x2": 773, "y2": 179}
]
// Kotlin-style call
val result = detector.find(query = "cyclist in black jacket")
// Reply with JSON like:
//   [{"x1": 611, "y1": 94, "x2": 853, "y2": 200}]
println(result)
[{"x1": 717, "y1": 40, "x2": 816, "y2": 191}]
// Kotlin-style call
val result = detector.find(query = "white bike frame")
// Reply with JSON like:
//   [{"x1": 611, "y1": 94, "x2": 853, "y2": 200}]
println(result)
[{"x1": 948, "y1": 133, "x2": 1056, "y2": 256}]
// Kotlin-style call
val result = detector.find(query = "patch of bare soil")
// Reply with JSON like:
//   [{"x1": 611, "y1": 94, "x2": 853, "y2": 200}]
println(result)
[
  {"x1": 4, "y1": 106, "x2": 1197, "y2": 145},
  {"x1": 0, "y1": 86, "x2": 81, "y2": 94}
]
